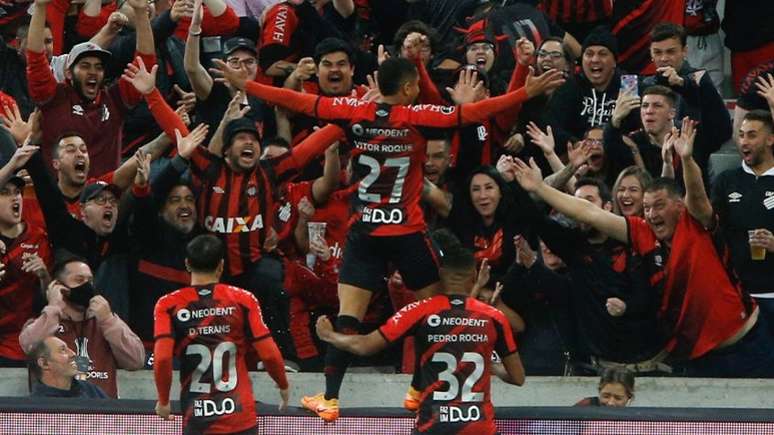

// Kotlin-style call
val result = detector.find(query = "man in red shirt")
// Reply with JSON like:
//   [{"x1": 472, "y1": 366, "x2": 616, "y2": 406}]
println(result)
[
  {"x1": 0, "y1": 165, "x2": 52, "y2": 364},
  {"x1": 153, "y1": 234, "x2": 289, "y2": 434},
  {"x1": 316, "y1": 230, "x2": 525, "y2": 434},
  {"x1": 511, "y1": 118, "x2": 774, "y2": 377},
  {"x1": 25, "y1": 0, "x2": 156, "y2": 177},
  {"x1": 215, "y1": 55, "x2": 562, "y2": 421}
]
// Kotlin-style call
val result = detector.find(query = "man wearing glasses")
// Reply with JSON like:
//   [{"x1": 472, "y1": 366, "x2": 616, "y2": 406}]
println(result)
[{"x1": 185, "y1": 0, "x2": 272, "y2": 144}]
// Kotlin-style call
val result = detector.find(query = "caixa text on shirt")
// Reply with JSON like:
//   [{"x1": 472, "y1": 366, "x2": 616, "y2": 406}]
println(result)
[{"x1": 203, "y1": 215, "x2": 263, "y2": 233}]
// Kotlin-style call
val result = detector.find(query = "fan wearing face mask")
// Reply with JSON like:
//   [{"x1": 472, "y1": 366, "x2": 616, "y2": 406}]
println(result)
[{"x1": 19, "y1": 253, "x2": 145, "y2": 398}]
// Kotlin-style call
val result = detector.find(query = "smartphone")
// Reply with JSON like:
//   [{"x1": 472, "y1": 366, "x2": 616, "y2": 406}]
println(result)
[{"x1": 620, "y1": 74, "x2": 639, "y2": 97}]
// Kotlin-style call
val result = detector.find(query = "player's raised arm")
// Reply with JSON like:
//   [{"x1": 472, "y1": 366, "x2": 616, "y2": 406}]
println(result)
[{"x1": 315, "y1": 316, "x2": 388, "y2": 356}]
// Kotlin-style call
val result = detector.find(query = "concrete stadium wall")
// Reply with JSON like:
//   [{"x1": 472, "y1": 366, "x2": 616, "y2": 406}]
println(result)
[{"x1": 2, "y1": 369, "x2": 773, "y2": 408}]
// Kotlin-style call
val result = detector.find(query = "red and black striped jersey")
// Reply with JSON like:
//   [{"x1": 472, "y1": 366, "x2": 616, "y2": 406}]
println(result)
[
  {"x1": 153, "y1": 284, "x2": 272, "y2": 434},
  {"x1": 243, "y1": 81, "x2": 530, "y2": 238},
  {"x1": 379, "y1": 294, "x2": 518, "y2": 435},
  {"x1": 188, "y1": 125, "x2": 342, "y2": 276},
  {"x1": 0, "y1": 224, "x2": 52, "y2": 360}
]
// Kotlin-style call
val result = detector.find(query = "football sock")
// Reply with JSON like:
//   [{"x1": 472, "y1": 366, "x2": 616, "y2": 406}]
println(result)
[{"x1": 323, "y1": 315, "x2": 361, "y2": 400}]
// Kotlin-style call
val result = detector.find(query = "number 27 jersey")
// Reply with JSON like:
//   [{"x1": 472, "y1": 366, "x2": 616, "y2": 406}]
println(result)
[
  {"x1": 154, "y1": 284, "x2": 271, "y2": 434},
  {"x1": 379, "y1": 294, "x2": 518, "y2": 434}
]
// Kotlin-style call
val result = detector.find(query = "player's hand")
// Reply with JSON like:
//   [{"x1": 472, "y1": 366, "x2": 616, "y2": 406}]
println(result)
[
  {"x1": 511, "y1": 157, "x2": 544, "y2": 193},
  {"x1": 315, "y1": 315, "x2": 334, "y2": 341},
  {"x1": 606, "y1": 297, "x2": 626, "y2": 317},
  {"x1": 524, "y1": 67, "x2": 565, "y2": 98},
  {"x1": 211, "y1": 59, "x2": 248, "y2": 91},
  {"x1": 222, "y1": 91, "x2": 250, "y2": 124},
  {"x1": 611, "y1": 93, "x2": 640, "y2": 128},
  {"x1": 361, "y1": 73, "x2": 382, "y2": 103},
  {"x1": 401, "y1": 32, "x2": 428, "y2": 62},
  {"x1": 170, "y1": 0, "x2": 193, "y2": 22},
  {"x1": 445, "y1": 67, "x2": 485, "y2": 105},
  {"x1": 278, "y1": 388, "x2": 289, "y2": 411},
  {"x1": 263, "y1": 227, "x2": 279, "y2": 252},
  {"x1": 155, "y1": 401, "x2": 173, "y2": 420},
  {"x1": 122, "y1": 56, "x2": 158, "y2": 95},
  {"x1": 656, "y1": 66, "x2": 685, "y2": 87},
  {"x1": 87, "y1": 295, "x2": 113, "y2": 322}
]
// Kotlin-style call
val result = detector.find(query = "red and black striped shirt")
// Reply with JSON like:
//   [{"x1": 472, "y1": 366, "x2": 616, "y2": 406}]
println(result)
[{"x1": 380, "y1": 294, "x2": 517, "y2": 434}]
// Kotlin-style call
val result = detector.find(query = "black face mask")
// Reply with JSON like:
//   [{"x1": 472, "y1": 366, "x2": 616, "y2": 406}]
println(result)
[{"x1": 67, "y1": 282, "x2": 96, "y2": 307}]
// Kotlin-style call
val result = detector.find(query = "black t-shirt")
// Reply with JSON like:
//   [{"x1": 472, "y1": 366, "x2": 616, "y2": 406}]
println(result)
[
  {"x1": 196, "y1": 82, "x2": 274, "y2": 145},
  {"x1": 722, "y1": 0, "x2": 774, "y2": 51},
  {"x1": 711, "y1": 166, "x2": 774, "y2": 294},
  {"x1": 737, "y1": 60, "x2": 774, "y2": 111}
]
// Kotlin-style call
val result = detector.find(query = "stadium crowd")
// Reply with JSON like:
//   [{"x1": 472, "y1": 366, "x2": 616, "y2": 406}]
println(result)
[{"x1": 0, "y1": 0, "x2": 772, "y2": 410}]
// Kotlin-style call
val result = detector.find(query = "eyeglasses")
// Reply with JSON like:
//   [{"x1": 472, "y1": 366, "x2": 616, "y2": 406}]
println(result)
[
  {"x1": 89, "y1": 196, "x2": 118, "y2": 206},
  {"x1": 227, "y1": 57, "x2": 257, "y2": 68},
  {"x1": 537, "y1": 50, "x2": 563, "y2": 59}
]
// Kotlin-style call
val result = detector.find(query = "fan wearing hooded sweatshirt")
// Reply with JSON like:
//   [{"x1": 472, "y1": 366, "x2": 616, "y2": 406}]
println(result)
[{"x1": 546, "y1": 27, "x2": 636, "y2": 155}]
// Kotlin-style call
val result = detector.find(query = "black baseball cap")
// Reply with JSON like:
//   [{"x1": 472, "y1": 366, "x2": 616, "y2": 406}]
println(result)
[
  {"x1": 222, "y1": 118, "x2": 260, "y2": 151},
  {"x1": 223, "y1": 37, "x2": 258, "y2": 57},
  {"x1": 79, "y1": 181, "x2": 121, "y2": 203},
  {"x1": 2, "y1": 175, "x2": 25, "y2": 190}
]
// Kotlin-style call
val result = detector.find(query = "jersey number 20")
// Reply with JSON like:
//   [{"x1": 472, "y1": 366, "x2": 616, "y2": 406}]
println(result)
[
  {"x1": 432, "y1": 352, "x2": 485, "y2": 402},
  {"x1": 186, "y1": 342, "x2": 238, "y2": 393}
]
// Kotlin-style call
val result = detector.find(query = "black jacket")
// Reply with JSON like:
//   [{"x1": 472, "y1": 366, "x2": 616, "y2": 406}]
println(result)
[
  {"x1": 0, "y1": 37, "x2": 33, "y2": 117},
  {"x1": 641, "y1": 61, "x2": 731, "y2": 169},
  {"x1": 546, "y1": 70, "x2": 631, "y2": 154},
  {"x1": 31, "y1": 379, "x2": 108, "y2": 399},
  {"x1": 128, "y1": 156, "x2": 201, "y2": 342}
]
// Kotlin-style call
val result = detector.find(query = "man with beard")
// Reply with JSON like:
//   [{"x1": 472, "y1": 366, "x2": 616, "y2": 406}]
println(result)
[
  {"x1": 0, "y1": 150, "x2": 52, "y2": 365},
  {"x1": 604, "y1": 85, "x2": 677, "y2": 177},
  {"x1": 502, "y1": 158, "x2": 666, "y2": 374},
  {"x1": 25, "y1": 0, "x2": 156, "y2": 177},
  {"x1": 712, "y1": 110, "x2": 774, "y2": 332},
  {"x1": 127, "y1": 128, "x2": 207, "y2": 352},
  {"x1": 546, "y1": 27, "x2": 633, "y2": 155},
  {"x1": 133, "y1": 56, "x2": 345, "y2": 361},
  {"x1": 185, "y1": 0, "x2": 272, "y2": 145},
  {"x1": 511, "y1": 119, "x2": 774, "y2": 377},
  {"x1": 641, "y1": 23, "x2": 730, "y2": 171},
  {"x1": 20, "y1": 255, "x2": 145, "y2": 397}
]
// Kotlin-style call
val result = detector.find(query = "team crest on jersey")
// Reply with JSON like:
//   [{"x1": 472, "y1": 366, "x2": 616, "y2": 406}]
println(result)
[
  {"x1": 246, "y1": 186, "x2": 257, "y2": 197},
  {"x1": 177, "y1": 308, "x2": 192, "y2": 322},
  {"x1": 728, "y1": 192, "x2": 742, "y2": 203},
  {"x1": 72, "y1": 105, "x2": 84, "y2": 116},
  {"x1": 212, "y1": 186, "x2": 225, "y2": 194}
]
